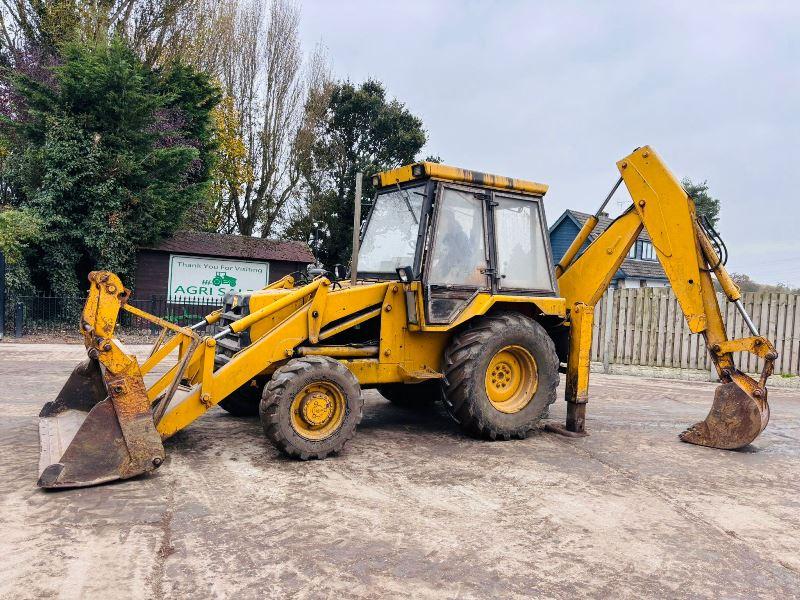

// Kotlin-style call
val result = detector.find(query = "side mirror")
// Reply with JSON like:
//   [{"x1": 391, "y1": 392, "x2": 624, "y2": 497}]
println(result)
[{"x1": 396, "y1": 266, "x2": 413, "y2": 283}]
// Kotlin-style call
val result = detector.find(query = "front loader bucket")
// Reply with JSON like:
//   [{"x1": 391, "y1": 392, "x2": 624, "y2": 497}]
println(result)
[
  {"x1": 38, "y1": 358, "x2": 165, "y2": 489},
  {"x1": 679, "y1": 382, "x2": 769, "y2": 450}
]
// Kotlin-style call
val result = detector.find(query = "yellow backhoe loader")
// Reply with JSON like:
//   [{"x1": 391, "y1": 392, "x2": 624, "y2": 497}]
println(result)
[{"x1": 37, "y1": 146, "x2": 777, "y2": 489}]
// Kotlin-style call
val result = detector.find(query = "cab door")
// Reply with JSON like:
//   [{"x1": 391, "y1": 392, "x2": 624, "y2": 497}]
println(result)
[{"x1": 423, "y1": 183, "x2": 491, "y2": 324}]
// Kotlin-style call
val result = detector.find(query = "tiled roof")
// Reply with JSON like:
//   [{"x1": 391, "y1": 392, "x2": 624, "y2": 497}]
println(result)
[
  {"x1": 566, "y1": 209, "x2": 652, "y2": 242},
  {"x1": 560, "y1": 210, "x2": 667, "y2": 281},
  {"x1": 619, "y1": 258, "x2": 667, "y2": 279},
  {"x1": 143, "y1": 231, "x2": 315, "y2": 263}
]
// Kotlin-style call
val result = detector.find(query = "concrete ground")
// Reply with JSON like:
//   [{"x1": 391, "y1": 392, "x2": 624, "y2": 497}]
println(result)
[{"x1": 0, "y1": 344, "x2": 798, "y2": 599}]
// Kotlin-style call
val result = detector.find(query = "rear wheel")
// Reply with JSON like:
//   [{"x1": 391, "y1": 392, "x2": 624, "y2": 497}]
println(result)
[
  {"x1": 443, "y1": 312, "x2": 558, "y2": 440},
  {"x1": 377, "y1": 381, "x2": 441, "y2": 408},
  {"x1": 218, "y1": 380, "x2": 262, "y2": 417},
  {"x1": 260, "y1": 356, "x2": 363, "y2": 459}
]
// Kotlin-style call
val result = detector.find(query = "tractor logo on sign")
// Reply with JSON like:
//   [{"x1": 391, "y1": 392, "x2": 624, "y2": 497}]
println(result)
[{"x1": 211, "y1": 272, "x2": 237, "y2": 287}]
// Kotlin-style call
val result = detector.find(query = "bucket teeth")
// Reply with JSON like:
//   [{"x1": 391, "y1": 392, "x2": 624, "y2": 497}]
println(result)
[{"x1": 679, "y1": 421, "x2": 712, "y2": 446}]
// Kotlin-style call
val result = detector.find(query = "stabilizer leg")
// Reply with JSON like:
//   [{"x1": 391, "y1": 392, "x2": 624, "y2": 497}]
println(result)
[{"x1": 546, "y1": 302, "x2": 592, "y2": 438}]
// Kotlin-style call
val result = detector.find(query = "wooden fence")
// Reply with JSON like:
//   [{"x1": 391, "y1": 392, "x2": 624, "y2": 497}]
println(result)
[{"x1": 590, "y1": 288, "x2": 800, "y2": 376}]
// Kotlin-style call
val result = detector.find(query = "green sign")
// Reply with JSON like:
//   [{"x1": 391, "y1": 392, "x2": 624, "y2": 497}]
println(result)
[{"x1": 168, "y1": 254, "x2": 269, "y2": 300}]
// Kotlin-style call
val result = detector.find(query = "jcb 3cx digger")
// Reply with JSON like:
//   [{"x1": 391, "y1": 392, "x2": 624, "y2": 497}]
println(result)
[{"x1": 37, "y1": 146, "x2": 777, "y2": 488}]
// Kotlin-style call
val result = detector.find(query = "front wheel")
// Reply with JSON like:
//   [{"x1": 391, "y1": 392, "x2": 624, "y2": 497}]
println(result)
[
  {"x1": 443, "y1": 312, "x2": 559, "y2": 440},
  {"x1": 260, "y1": 356, "x2": 364, "y2": 460}
]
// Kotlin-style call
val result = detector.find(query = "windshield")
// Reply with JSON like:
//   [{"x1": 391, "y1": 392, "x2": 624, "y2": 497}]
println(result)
[{"x1": 357, "y1": 185, "x2": 425, "y2": 273}]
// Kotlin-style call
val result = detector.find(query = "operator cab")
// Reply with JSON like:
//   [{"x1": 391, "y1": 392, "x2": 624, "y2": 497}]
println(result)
[{"x1": 357, "y1": 162, "x2": 557, "y2": 324}]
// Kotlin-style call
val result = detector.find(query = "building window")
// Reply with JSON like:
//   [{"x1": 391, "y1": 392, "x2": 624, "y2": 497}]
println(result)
[
  {"x1": 628, "y1": 242, "x2": 637, "y2": 258},
  {"x1": 641, "y1": 241, "x2": 656, "y2": 261}
]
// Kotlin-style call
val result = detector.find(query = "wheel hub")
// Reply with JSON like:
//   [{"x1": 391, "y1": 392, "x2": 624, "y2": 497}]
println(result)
[
  {"x1": 485, "y1": 345, "x2": 538, "y2": 413},
  {"x1": 290, "y1": 382, "x2": 346, "y2": 440},
  {"x1": 300, "y1": 392, "x2": 334, "y2": 427}
]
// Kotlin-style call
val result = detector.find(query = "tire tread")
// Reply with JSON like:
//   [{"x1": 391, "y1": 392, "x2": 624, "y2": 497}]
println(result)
[
  {"x1": 443, "y1": 312, "x2": 558, "y2": 440},
  {"x1": 260, "y1": 356, "x2": 363, "y2": 460}
]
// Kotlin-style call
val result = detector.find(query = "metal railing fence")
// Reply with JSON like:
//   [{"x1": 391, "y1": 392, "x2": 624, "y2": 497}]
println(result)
[{"x1": 4, "y1": 295, "x2": 223, "y2": 337}]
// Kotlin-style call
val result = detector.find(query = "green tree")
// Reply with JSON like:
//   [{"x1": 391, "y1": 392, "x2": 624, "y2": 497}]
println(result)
[
  {"x1": 289, "y1": 79, "x2": 427, "y2": 267},
  {"x1": 3, "y1": 39, "x2": 219, "y2": 295},
  {"x1": 730, "y1": 272, "x2": 800, "y2": 294},
  {"x1": 682, "y1": 177, "x2": 721, "y2": 228},
  {"x1": 0, "y1": 206, "x2": 40, "y2": 294}
]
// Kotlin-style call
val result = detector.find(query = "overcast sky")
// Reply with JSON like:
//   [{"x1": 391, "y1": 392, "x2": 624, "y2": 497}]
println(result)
[{"x1": 301, "y1": 0, "x2": 799, "y2": 285}]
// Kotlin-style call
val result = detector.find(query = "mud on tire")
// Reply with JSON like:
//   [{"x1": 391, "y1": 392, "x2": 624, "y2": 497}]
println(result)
[
  {"x1": 259, "y1": 356, "x2": 364, "y2": 460},
  {"x1": 443, "y1": 312, "x2": 559, "y2": 440}
]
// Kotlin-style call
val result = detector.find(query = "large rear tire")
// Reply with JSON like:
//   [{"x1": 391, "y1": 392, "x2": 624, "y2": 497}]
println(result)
[
  {"x1": 377, "y1": 381, "x2": 441, "y2": 408},
  {"x1": 218, "y1": 380, "x2": 262, "y2": 417},
  {"x1": 443, "y1": 312, "x2": 558, "y2": 440},
  {"x1": 259, "y1": 356, "x2": 363, "y2": 460}
]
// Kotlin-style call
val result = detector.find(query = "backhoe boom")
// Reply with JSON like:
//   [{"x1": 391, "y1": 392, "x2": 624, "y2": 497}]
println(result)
[{"x1": 555, "y1": 146, "x2": 775, "y2": 448}]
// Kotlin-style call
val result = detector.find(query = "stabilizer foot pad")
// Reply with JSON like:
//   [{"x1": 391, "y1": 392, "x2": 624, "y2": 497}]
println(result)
[{"x1": 544, "y1": 422, "x2": 589, "y2": 438}]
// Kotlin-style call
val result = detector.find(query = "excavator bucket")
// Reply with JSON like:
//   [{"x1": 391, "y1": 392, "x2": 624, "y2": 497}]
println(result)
[
  {"x1": 37, "y1": 357, "x2": 165, "y2": 489},
  {"x1": 679, "y1": 382, "x2": 769, "y2": 450}
]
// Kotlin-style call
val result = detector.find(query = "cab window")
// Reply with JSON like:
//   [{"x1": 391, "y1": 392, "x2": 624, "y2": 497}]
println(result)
[
  {"x1": 428, "y1": 188, "x2": 487, "y2": 287},
  {"x1": 493, "y1": 195, "x2": 553, "y2": 291}
]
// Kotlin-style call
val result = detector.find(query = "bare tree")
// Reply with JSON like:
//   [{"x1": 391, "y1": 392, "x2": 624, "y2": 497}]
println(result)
[
  {"x1": 0, "y1": 0, "x2": 202, "y2": 67},
  {"x1": 283, "y1": 43, "x2": 333, "y2": 240},
  {"x1": 202, "y1": 0, "x2": 309, "y2": 238},
  {"x1": 126, "y1": 0, "x2": 205, "y2": 67},
  {"x1": 147, "y1": 0, "x2": 234, "y2": 70}
]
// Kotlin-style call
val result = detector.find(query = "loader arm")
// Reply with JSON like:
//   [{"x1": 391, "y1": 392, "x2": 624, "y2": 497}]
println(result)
[
  {"x1": 554, "y1": 146, "x2": 776, "y2": 448},
  {"x1": 36, "y1": 272, "x2": 397, "y2": 488}
]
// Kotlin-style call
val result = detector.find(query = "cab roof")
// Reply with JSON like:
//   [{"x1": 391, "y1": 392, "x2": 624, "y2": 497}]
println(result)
[{"x1": 372, "y1": 162, "x2": 548, "y2": 197}]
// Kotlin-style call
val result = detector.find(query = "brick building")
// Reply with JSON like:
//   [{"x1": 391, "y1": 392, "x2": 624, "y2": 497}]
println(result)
[{"x1": 134, "y1": 231, "x2": 314, "y2": 301}]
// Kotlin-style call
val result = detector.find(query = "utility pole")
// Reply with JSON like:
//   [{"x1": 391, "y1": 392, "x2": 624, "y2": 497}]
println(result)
[{"x1": 350, "y1": 172, "x2": 363, "y2": 286}]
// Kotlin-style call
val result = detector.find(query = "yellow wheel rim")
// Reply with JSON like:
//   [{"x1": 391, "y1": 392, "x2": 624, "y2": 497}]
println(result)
[
  {"x1": 484, "y1": 345, "x2": 538, "y2": 414},
  {"x1": 290, "y1": 382, "x2": 346, "y2": 440}
]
